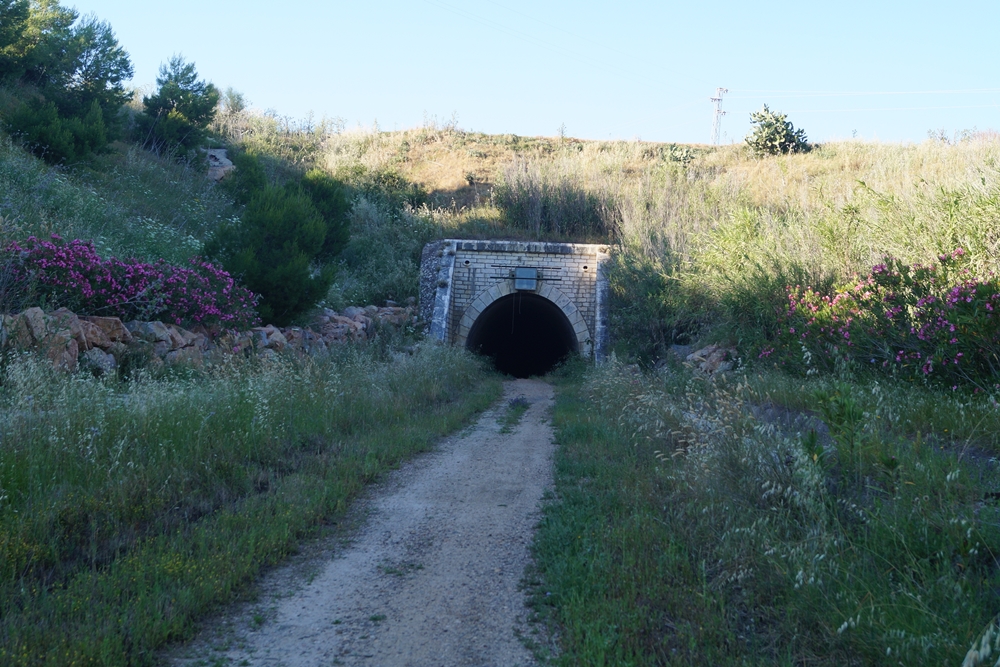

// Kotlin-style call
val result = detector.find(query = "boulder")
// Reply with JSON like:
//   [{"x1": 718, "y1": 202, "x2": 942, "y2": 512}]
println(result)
[
  {"x1": 42, "y1": 332, "x2": 78, "y2": 372},
  {"x1": 10, "y1": 307, "x2": 47, "y2": 346},
  {"x1": 265, "y1": 330, "x2": 287, "y2": 351},
  {"x1": 126, "y1": 321, "x2": 172, "y2": 357},
  {"x1": 80, "y1": 316, "x2": 133, "y2": 344},
  {"x1": 322, "y1": 316, "x2": 366, "y2": 343},
  {"x1": 342, "y1": 306, "x2": 365, "y2": 319},
  {"x1": 165, "y1": 324, "x2": 199, "y2": 350},
  {"x1": 50, "y1": 308, "x2": 86, "y2": 348},
  {"x1": 685, "y1": 344, "x2": 735, "y2": 375},
  {"x1": 206, "y1": 148, "x2": 235, "y2": 182},
  {"x1": 165, "y1": 346, "x2": 203, "y2": 367},
  {"x1": 250, "y1": 328, "x2": 270, "y2": 349},
  {"x1": 80, "y1": 347, "x2": 117, "y2": 376},
  {"x1": 106, "y1": 341, "x2": 130, "y2": 361},
  {"x1": 78, "y1": 320, "x2": 111, "y2": 351}
]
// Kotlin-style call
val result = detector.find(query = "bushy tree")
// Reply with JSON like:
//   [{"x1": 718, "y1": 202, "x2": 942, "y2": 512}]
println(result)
[
  {"x1": 206, "y1": 185, "x2": 334, "y2": 325},
  {"x1": 1, "y1": 1, "x2": 133, "y2": 162},
  {"x1": 0, "y1": 0, "x2": 30, "y2": 75},
  {"x1": 745, "y1": 105, "x2": 809, "y2": 156},
  {"x1": 54, "y1": 15, "x2": 133, "y2": 117},
  {"x1": 0, "y1": 0, "x2": 76, "y2": 83},
  {"x1": 139, "y1": 55, "x2": 219, "y2": 157}
]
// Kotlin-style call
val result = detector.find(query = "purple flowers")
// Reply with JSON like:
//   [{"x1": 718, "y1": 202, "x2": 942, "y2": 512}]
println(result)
[
  {"x1": 769, "y1": 249, "x2": 1000, "y2": 386},
  {"x1": 5, "y1": 235, "x2": 259, "y2": 330}
]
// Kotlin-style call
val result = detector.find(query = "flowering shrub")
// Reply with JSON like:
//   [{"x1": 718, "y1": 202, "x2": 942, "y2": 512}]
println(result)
[
  {"x1": 4, "y1": 235, "x2": 259, "y2": 330},
  {"x1": 773, "y1": 249, "x2": 1000, "y2": 386}
]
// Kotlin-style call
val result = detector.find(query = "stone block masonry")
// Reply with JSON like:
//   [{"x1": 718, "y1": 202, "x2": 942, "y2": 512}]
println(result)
[{"x1": 420, "y1": 239, "x2": 611, "y2": 362}]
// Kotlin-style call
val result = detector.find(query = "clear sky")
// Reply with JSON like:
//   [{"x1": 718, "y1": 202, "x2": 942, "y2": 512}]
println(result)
[{"x1": 69, "y1": 0, "x2": 1000, "y2": 144}]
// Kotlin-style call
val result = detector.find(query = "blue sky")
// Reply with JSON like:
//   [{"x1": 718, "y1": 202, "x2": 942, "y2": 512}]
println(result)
[{"x1": 71, "y1": 0, "x2": 1000, "y2": 144}]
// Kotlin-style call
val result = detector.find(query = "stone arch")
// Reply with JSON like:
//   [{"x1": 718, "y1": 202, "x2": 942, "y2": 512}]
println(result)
[{"x1": 455, "y1": 281, "x2": 592, "y2": 357}]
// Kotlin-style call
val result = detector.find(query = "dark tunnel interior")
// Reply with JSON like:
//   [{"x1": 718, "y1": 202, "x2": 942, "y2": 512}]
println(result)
[{"x1": 465, "y1": 293, "x2": 578, "y2": 378}]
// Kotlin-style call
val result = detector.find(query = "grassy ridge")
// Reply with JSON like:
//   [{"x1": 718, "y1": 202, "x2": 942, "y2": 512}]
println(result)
[
  {"x1": 0, "y1": 345, "x2": 500, "y2": 666},
  {"x1": 531, "y1": 362, "x2": 1000, "y2": 665}
]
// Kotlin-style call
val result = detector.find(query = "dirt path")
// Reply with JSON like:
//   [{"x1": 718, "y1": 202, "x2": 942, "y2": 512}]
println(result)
[{"x1": 171, "y1": 378, "x2": 555, "y2": 667}]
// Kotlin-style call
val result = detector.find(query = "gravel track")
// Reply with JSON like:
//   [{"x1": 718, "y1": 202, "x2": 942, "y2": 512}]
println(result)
[{"x1": 170, "y1": 378, "x2": 555, "y2": 667}]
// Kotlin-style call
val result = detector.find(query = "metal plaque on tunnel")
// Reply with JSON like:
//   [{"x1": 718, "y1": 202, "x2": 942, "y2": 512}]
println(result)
[{"x1": 514, "y1": 267, "x2": 538, "y2": 291}]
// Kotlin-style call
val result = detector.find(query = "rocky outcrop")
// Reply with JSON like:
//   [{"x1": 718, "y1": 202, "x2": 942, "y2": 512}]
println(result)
[
  {"x1": 206, "y1": 148, "x2": 235, "y2": 182},
  {"x1": 685, "y1": 344, "x2": 736, "y2": 375},
  {"x1": 0, "y1": 304, "x2": 420, "y2": 373}
]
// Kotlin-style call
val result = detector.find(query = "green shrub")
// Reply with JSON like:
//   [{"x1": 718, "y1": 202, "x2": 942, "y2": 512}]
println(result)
[
  {"x1": 335, "y1": 164, "x2": 427, "y2": 211},
  {"x1": 300, "y1": 167, "x2": 350, "y2": 261},
  {"x1": 221, "y1": 148, "x2": 268, "y2": 205},
  {"x1": 606, "y1": 249, "x2": 706, "y2": 361},
  {"x1": 5, "y1": 96, "x2": 107, "y2": 163},
  {"x1": 745, "y1": 104, "x2": 809, "y2": 156},
  {"x1": 207, "y1": 185, "x2": 333, "y2": 325},
  {"x1": 329, "y1": 196, "x2": 435, "y2": 307}
]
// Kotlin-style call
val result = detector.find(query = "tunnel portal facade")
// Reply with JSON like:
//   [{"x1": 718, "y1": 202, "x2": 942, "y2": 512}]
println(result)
[{"x1": 420, "y1": 240, "x2": 610, "y2": 375}]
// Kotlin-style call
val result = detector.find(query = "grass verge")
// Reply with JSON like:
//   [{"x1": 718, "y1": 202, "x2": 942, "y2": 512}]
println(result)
[
  {"x1": 0, "y1": 344, "x2": 500, "y2": 666},
  {"x1": 529, "y1": 361, "x2": 1000, "y2": 665}
]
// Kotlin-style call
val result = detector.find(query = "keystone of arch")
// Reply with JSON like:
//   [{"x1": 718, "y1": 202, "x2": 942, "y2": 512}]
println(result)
[{"x1": 456, "y1": 282, "x2": 592, "y2": 357}]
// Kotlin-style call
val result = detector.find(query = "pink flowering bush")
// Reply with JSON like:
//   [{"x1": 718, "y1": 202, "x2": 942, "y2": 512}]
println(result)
[
  {"x1": 4, "y1": 235, "x2": 259, "y2": 330},
  {"x1": 772, "y1": 249, "x2": 1000, "y2": 386}
]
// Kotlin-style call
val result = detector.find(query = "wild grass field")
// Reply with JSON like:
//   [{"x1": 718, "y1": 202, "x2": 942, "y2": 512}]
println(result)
[{"x1": 0, "y1": 343, "x2": 499, "y2": 665}]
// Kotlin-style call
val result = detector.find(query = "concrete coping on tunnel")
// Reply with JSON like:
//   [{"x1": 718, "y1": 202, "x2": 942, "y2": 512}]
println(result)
[{"x1": 450, "y1": 239, "x2": 610, "y2": 255}]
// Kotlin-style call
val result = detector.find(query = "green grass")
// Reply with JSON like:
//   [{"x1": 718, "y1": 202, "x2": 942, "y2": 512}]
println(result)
[
  {"x1": 0, "y1": 135, "x2": 234, "y2": 264},
  {"x1": 0, "y1": 344, "x2": 500, "y2": 666},
  {"x1": 530, "y1": 361, "x2": 1000, "y2": 665},
  {"x1": 498, "y1": 396, "x2": 530, "y2": 434}
]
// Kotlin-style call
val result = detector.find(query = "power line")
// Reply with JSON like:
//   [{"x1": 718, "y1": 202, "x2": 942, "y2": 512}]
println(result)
[
  {"x1": 761, "y1": 103, "x2": 1000, "y2": 113},
  {"x1": 730, "y1": 88, "x2": 1000, "y2": 99}
]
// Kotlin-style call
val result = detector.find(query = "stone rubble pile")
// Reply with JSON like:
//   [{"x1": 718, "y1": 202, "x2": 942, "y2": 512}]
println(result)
[
  {"x1": 684, "y1": 343, "x2": 736, "y2": 375},
  {"x1": 0, "y1": 304, "x2": 419, "y2": 373}
]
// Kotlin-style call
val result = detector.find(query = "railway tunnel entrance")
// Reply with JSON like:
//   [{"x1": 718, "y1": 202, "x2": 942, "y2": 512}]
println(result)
[
  {"x1": 465, "y1": 292, "x2": 578, "y2": 378},
  {"x1": 422, "y1": 240, "x2": 610, "y2": 371}
]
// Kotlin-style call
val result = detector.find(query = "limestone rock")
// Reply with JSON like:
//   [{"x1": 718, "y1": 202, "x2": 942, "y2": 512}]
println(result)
[
  {"x1": 165, "y1": 346, "x2": 203, "y2": 367},
  {"x1": 685, "y1": 344, "x2": 735, "y2": 375},
  {"x1": 43, "y1": 332, "x2": 78, "y2": 372},
  {"x1": 80, "y1": 347, "x2": 117, "y2": 376},
  {"x1": 10, "y1": 307, "x2": 47, "y2": 346},
  {"x1": 206, "y1": 148, "x2": 235, "y2": 182},
  {"x1": 126, "y1": 321, "x2": 172, "y2": 357},
  {"x1": 50, "y1": 308, "x2": 86, "y2": 349},
  {"x1": 166, "y1": 324, "x2": 200, "y2": 350},
  {"x1": 80, "y1": 316, "x2": 133, "y2": 344},
  {"x1": 265, "y1": 330, "x2": 287, "y2": 351},
  {"x1": 342, "y1": 306, "x2": 365, "y2": 319},
  {"x1": 78, "y1": 320, "x2": 111, "y2": 351}
]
